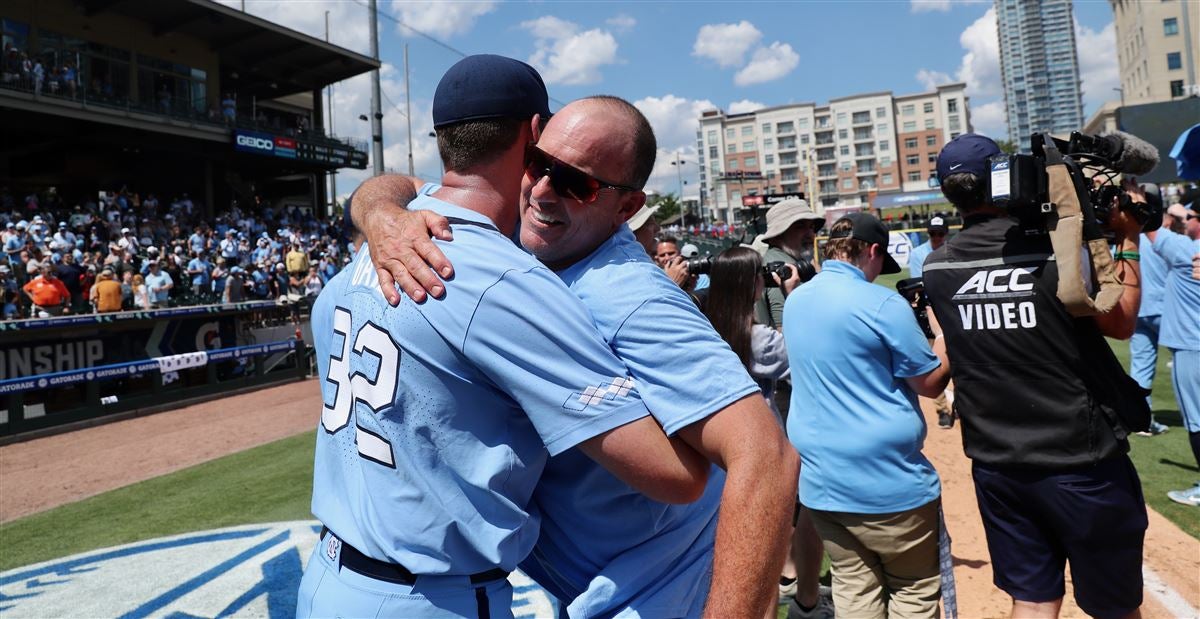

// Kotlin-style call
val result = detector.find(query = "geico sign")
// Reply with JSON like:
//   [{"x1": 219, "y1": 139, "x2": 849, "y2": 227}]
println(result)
[{"x1": 236, "y1": 135, "x2": 274, "y2": 151}]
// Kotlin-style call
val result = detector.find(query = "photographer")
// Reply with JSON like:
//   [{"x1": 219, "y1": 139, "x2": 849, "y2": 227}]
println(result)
[
  {"x1": 923, "y1": 134, "x2": 1149, "y2": 619},
  {"x1": 784, "y1": 212, "x2": 951, "y2": 619},
  {"x1": 755, "y1": 198, "x2": 823, "y2": 328}
]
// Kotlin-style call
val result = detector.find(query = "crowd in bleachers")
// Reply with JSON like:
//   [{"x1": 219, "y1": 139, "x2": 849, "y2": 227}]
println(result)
[{"x1": 0, "y1": 186, "x2": 350, "y2": 320}]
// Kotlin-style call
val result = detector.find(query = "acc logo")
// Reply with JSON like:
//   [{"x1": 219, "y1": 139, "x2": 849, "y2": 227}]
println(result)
[
  {"x1": 0, "y1": 521, "x2": 554, "y2": 618},
  {"x1": 236, "y1": 134, "x2": 274, "y2": 152},
  {"x1": 991, "y1": 159, "x2": 1010, "y2": 171},
  {"x1": 954, "y1": 267, "x2": 1034, "y2": 296}
]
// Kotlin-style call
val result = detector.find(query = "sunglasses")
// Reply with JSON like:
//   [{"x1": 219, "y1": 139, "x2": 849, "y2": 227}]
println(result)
[
  {"x1": 1188, "y1": 214, "x2": 1199, "y2": 221},
  {"x1": 525, "y1": 144, "x2": 638, "y2": 204},
  {"x1": 929, "y1": 231, "x2": 947, "y2": 237}
]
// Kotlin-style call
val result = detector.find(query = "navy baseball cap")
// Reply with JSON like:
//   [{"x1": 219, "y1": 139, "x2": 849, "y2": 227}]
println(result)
[
  {"x1": 432, "y1": 55, "x2": 551, "y2": 128},
  {"x1": 937, "y1": 133, "x2": 1002, "y2": 182},
  {"x1": 829, "y1": 212, "x2": 901, "y2": 274}
]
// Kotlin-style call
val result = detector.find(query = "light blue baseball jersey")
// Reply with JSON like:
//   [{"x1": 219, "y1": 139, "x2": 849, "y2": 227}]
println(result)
[
  {"x1": 309, "y1": 190, "x2": 651, "y2": 577},
  {"x1": 783, "y1": 260, "x2": 941, "y2": 514},
  {"x1": 907, "y1": 240, "x2": 933, "y2": 278},
  {"x1": 1152, "y1": 230, "x2": 1200, "y2": 351},
  {"x1": 521, "y1": 225, "x2": 760, "y2": 619},
  {"x1": 1137, "y1": 230, "x2": 1169, "y2": 317}
]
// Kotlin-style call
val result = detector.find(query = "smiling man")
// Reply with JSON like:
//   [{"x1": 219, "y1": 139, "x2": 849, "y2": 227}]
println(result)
[{"x1": 351, "y1": 95, "x2": 799, "y2": 618}]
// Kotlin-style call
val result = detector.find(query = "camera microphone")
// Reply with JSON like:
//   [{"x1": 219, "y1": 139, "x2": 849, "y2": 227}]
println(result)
[{"x1": 1099, "y1": 131, "x2": 1160, "y2": 176}]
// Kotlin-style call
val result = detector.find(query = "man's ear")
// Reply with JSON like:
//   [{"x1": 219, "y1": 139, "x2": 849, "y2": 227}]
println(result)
[
  {"x1": 530, "y1": 114, "x2": 542, "y2": 144},
  {"x1": 618, "y1": 191, "x2": 647, "y2": 223}
]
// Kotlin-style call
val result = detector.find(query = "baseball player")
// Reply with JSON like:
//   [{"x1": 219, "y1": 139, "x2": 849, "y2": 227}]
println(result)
[{"x1": 298, "y1": 56, "x2": 707, "y2": 618}]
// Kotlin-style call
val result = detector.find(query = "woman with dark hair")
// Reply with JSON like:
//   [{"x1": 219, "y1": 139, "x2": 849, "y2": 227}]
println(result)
[{"x1": 703, "y1": 246, "x2": 799, "y2": 418}]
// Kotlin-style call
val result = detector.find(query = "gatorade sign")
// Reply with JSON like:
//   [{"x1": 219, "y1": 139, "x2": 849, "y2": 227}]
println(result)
[{"x1": 234, "y1": 130, "x2": 275, "y2": 155}]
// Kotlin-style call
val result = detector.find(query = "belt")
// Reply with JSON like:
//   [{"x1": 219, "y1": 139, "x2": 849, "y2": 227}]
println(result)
[{"x1": 320, "y1": 526, "x2": 508, "y2": 586}]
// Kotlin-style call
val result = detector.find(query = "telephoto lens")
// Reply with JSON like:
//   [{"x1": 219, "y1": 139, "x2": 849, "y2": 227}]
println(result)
[{"x1": 685, "y1": 256, "x2": 712, "y2": 275}]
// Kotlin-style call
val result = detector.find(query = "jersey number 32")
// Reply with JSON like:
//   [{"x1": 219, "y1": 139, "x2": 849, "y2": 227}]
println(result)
[{"x1": 322, "y1": 307, "x2": 400, "y2": 468}]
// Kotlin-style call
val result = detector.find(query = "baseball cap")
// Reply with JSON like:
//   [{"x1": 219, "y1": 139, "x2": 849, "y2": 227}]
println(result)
[
  {"x1": 432, "y1": 54, "x2": 551, "y2": 129},
  {"x1": 121, "y1": 227, "x2": 130, "y2": 234},
  {"x1": 928, "y1": 216, "x2": 947, "y2": 232},
  {"x1": 936, "y1": 133, "x2": 1002, "y2": 182},
  {"x1": 681, "y1": 243, "x2": 700, "y2": 258},
  {"x1": 15, "y1": 221, "x2": 26, "y2": 229},
  {"x1": 828, "y1": 212, "x2": 901, "y2": 275},
  {"x1": 762, "y1": 198, "x2": 823, "y2": 241},
  {"x1": 626, "y1": 204, "x2": 660, "y2": 231},
  {"x1": 5, "y1": 222, "x2": 12, "y2": 229}
]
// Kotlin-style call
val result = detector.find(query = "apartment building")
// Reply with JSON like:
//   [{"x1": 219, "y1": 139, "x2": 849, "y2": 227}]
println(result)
[
  {"x1": 696, "y1": 84, "x2": 969, "y2": 224},
  {"x1": 1111, "y1": 0, "x2": 1200, "y2": 105},
  {"x1": 995, "y1": 0, "x2": 1085, "y2": 149}
]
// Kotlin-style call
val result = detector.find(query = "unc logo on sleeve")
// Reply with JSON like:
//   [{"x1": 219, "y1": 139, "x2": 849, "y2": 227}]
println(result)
[
  {"x1": 0, "y1": 522, "x2": 554, "y2": 618},
  {"x1": 564, "y1": 376, "x2": 636, "y2": 410}
]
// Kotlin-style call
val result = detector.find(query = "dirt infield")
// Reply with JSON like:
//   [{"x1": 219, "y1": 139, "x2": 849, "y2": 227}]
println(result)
[{"x1": 1, "y1": 379, "x2": 1196, "y2": 618}]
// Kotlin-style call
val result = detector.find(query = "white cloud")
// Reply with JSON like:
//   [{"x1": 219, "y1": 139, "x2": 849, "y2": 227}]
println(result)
[
  {"x1": 734, "y1": 42, "x2": 799, "y2": 86},
  {"x1": 956, "y1": 7, "x2": 1002, "y2": 99},
  {"x1": 644, "y1": 147, "x2": 702, "y2": 197},
  {"x1": 916, "y1": 69, "x2": 953, "y2": 91},
  {"x1": 521, "y1": 17, "x2": 620, "y2": 85},
  {"x1": 634, "y1": 95, "x2": 715, "y2": 153},
  {"x1": 728, "y1": 99, "x2": 766, "y2": 114},
  {"x1": 911, "y1": 0, "x2": 953, "y2": 12},
  {"x1": 1075, "y1": 21, "x2": 1119, "y2": 117},
  {"x1": 391, "y1": 1, "x2": 497, "y2": 39},
  {"x1": 970, "y1": 101, "x2": 1007, "y2": 138},
  {"x1": 606, "y1": 14, "x2": 637, "y2": 33},
  {"x1": 692, "y1": 21, "x2": 762, "y2": 68}
]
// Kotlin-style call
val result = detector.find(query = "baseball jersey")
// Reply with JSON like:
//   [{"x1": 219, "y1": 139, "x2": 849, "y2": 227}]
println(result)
[
  {"x1": 521, "y1": 225, "x2": 760, "y2": 618},
  {"x1": 310, "y1": 190, "x2": 650, "y2": 576},
  {"x1": 1137, "y1": 230, "x2": 1169, "y2": 318}
]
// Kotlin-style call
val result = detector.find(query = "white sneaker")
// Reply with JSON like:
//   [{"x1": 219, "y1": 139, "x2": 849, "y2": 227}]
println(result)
[
  {"x1": 778, "y1": 577, "x2": 797, "y2": 602},
  {"x1": 1166, "y1": 484, "x2": 1200, "y2": 507}
]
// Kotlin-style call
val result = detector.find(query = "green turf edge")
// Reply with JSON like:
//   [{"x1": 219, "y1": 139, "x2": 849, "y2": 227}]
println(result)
[{"x1": 0, "y1": 431, "x2": 316, "y2": 572}]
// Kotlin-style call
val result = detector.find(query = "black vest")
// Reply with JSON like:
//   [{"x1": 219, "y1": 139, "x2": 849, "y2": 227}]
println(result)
[{"x1": 923, "y1": 214, "x2": 1147, "y2": 469}]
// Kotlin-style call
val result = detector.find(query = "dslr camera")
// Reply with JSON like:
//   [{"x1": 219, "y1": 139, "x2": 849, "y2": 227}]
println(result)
[
  {"x1": 685, "y1": 257, "x2": 817, "y2": 288},
  {"x1": 896, "y1": 277, "x2": 936, "y2": 339}
]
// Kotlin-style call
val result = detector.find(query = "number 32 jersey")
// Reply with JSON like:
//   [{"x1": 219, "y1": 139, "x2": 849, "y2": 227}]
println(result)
[{"x1": 309, "y1": 193, "x2": 649, "y2": 576}]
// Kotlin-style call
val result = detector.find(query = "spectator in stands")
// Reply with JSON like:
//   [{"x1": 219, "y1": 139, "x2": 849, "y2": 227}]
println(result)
[
  {"x1": 119, "y1": 270, "x2": 134, "y2": 309},
  {"x1": 0, "y1": 265, "x2": 17, "y2": 319},
  {"x1": 22, "y1": 264, "x2": 71, "y2": 316},
  {"x1": 222, "y1": 266, "x2": 246, "y2": 303},
  {"x1": 187, "y1": 250, "x2": 211, "y2": 296},
  {"x1": 285, "y1": 240, "x2": 309, "y2": 276},
  {"x1": 55, "y1": 251, "x2": 85, "y2": 311},
  {"x1": 144, "y1": 260, "x2": 172, "y2": 308},
  {"x1": 302, "y1": 265, "x2": 323, "y2": 297},
  {"x1": 130, "y1": 273, "x2": 150, "y2": 310},
  {"x1": 91, "y1": 268, "x2": 122, "y2": 313}
]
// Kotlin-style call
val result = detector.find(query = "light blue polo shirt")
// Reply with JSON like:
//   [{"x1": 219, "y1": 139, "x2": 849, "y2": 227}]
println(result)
[
  {"x1": 1152, "y1": 230, "x2": 1200, "y2": 351},
  {"x1": 309, "y1": 191, "x2": 651, "y2": 576},
  {"x1": 1138, "y1": 231, "x2": 1169, "y2": 317},
  {"x1": 907, "y1": 240, "x2": 933, "y2": 278},
  {"x1": 783, "y1": 260, "x2": 941, "y2": 514},
  {"x1": 522, "y1": 225, "x2": 760, "y2": 619}
]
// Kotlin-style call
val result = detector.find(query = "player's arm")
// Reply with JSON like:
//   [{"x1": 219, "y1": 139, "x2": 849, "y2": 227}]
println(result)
[
  {"x1": 675, "y1": 394, "x2": 799, "y2": 619},
  {"x1": 577, "y1": 416, "x2": 710, "y2": 504},
  {"x1": 350, "y1": 174, "x2": 454, "y2": 304}
]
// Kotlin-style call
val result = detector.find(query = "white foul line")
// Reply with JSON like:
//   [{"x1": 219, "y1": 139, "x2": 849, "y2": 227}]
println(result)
[{"x1": 1144, "y1": 564, "x2": 1199, "y2": 619}]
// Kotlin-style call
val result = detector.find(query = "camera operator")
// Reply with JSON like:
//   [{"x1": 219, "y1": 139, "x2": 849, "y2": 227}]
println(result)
[
  {"x1": 755, "y1": 198, "x2": 823, "y2": 328},
  {"x1": 923, "y1": 134, "x2": 1149, "y2": 619}
]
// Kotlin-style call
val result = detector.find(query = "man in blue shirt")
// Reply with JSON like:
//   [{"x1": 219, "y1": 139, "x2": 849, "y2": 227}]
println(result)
[
  {"x1": 1129, "y1": 207, "x2": 1184, "y2": 437},
  {"x1": 143, "y1": 260, "x2": 172, "y2": 308},
  {"x1": 300, "y1": 56, "x2": 711, "y2": 619},
  {"x1": 186, "y1": 251, "x2": 210, "y2": 295},
  {"x1": 1149, "y1": 194, "x2": 1200, "y2": 506},
  {"x1": 352, "y1": 95, "x2": 801, "y2": 618},
  {"x1": 783, "y1": 213, "x2": 951, "y2": 619}
]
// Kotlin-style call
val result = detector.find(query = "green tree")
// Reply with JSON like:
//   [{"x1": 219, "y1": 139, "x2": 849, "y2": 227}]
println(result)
[
  {"x1": 996, "y1": 139, "x2": 1018, "y2": 154},
  {"x1": 646, "y1": 192, "x2": 681, "y2": 223}
]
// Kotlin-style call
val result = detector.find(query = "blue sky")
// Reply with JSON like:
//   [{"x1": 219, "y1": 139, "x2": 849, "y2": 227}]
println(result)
[{"x1": 226, "y1": 0, "x2": 1121, "y2": 197}]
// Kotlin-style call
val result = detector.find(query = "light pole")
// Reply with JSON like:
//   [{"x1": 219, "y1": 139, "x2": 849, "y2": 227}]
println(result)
[{"x1": 670, "y1": 152, "x2": 686, "y2": 225}]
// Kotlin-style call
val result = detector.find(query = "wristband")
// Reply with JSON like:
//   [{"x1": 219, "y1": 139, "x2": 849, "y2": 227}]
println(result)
[{"x1": 1115, "y1": 251, "x2": 1140, "y2": 261}]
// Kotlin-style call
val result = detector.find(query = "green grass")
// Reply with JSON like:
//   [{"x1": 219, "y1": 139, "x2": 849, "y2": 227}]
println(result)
[{"x1": 0, "y1": 431, "x2": 316, "y2": 572}]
